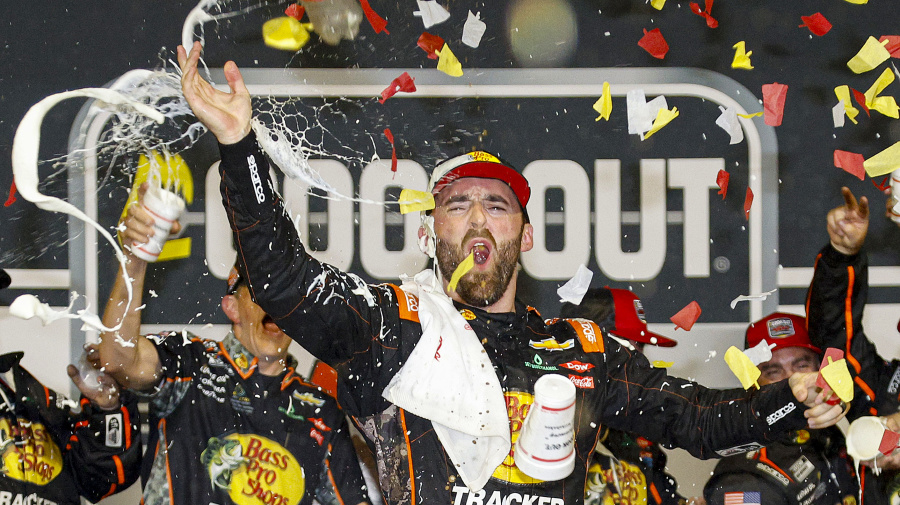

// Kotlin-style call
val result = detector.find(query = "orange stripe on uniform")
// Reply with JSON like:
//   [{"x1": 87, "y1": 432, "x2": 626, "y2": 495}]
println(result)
[
  {"x1": 649, "y1": 482, "x2": 662, "y2": 504},
  {"x1": 122, "y1": 405, "x2": 132, "y2": 449},
  {"x1": 400, "y1": 409, "x2": 416, "y2": 504},
  {"x1": 101, "y1": 484, "x2": 117, "y2": 500},
  {"x1": 114, "y1": 455, "x2": 125, "y2": 484},
  {"x1": 325, "y1": 458, "x2": 347, "y2": 505},
  {"x1": 757, "y1": 448, "x2": 793, "y2": 483},
  {"x1": 845, "y1": 266, "x2": 862, "y2": 373}
]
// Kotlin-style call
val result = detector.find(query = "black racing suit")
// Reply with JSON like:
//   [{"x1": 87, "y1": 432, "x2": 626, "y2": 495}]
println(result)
[
  {"x1": 585, "y1": 428, "x2": 686, "y2": 505},
  {"x1": 218, "y1": 132, "x2": 819, "y2": 505},
  {"x1": 704, "y1": 428, "x2": 858, "y2": 505},
  {"x1": 0, "y1": 352, "x2": 141, "y2": 505},
  {"x1": 805, "y1": 243, "x2": 900, "y2": 503},
  {"x1": 139, "y1": 332, "x2": 370, "y2": 505}
]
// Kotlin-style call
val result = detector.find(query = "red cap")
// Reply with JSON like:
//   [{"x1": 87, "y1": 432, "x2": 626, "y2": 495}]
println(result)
[
  {"x1": 429, "y1": 152, "x2": 531, "y2": 211},
  {"x1": 608, "y1": 288, "x2": 677, "y2": 347},
  {"x1": 744, "y1": 312, "x2": 821, "y2": 354}
]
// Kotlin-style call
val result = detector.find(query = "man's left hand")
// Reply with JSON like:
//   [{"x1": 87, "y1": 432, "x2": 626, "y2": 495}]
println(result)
[{"x1": 789, "y1": 372, "x2": 846, "y2": 429}]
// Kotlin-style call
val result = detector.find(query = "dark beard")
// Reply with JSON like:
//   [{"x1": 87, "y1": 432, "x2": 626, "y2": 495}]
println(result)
[{"x1": 436, "y1": 228, "x2": 523, "y2": 307}]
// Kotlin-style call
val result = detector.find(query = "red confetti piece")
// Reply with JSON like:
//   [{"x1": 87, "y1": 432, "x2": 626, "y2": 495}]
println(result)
[
  {"x1": 873, "y1": 176, "x2": 891, "y2": 192},
  {"x1": 689, "y1": 0, "x2": 718, "y2": 29},
  {"x1": 358, "y1": 0, "x2": 389, "y2": 35},
  {"x1": 418, "y1": 32, "x2": 445, "y2": 60},
  {"x1": 880, "y1": 36, "x2": 900, "y2": 58},
  {"x1": 5, "y1": 180, "x2": 16, "y2": 207},
  {"x1": 716, "y1": 170, "x2": 729, "y2": 200},
  {"x1": 671, "y1": 301, "x2": 702, "y2": 331},
  {"x1": 880, "y1": 430, "x2": 900, "y2": 455},
  {"x1": 762, "y1": 82, "x2": 788, "y2": 127},
  {"x1": 816, "y1": 348, "x2": 844, "y2": 389},
  {"x1": 852, "y1": 87, "x2": 871, "y2": 117},
  {"x1": 379, "y1": 72, "x2": 416, "y2": 104},
  {"x1": 284, "y1": 4, "x2": 305, "y2": 20},
  {"x1": 833, "y1": 150, "x2": 866, "y2": 180},
  {"x1": 384, "y1": 128, "x2": 397, "y2": 173},
  {"x1": 744, "y1": 187, "x2": 753, "y2": 220},
  {"x1": 638, "y1": 28, "x2": 669, "y2": 59},
  {"x1": 799, "y1": 13, "x2": 831, "y2": 36}
]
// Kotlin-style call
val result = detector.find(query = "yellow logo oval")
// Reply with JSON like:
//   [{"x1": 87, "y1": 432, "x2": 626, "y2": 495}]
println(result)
[
  {"x1": 0, "y1": 418, "x2": 63, "y2": 485},
  {"x1": 491, "y1": 391, "x2": 544, "y2": 485},
  {"x1": 202, "y1": 434, "x2": 305, "y2": 505}
]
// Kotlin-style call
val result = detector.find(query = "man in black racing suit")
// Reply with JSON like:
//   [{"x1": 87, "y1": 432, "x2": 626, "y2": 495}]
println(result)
[{"x1": 177, "y1": 41, "x2": 846, "y2": 505}]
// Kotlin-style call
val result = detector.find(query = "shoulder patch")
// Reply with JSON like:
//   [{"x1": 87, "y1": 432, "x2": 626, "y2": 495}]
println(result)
[
  {"x1": 565, "y1": 318, "x2": 605, "y2": 353},
  {"x1": 388, "y1": 284, "x2": 420, "y2": 323}
]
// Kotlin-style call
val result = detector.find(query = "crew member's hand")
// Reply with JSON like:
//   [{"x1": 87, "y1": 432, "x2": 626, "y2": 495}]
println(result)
[
  {"x1": 866, "y1": 412, "x2": 900, "y2": 470},
  {"x1": 119, "y1": 183, "x2": 183, "y2": 260},
  {"x1": 67, "y1": 345, "x2": 120, "y2": 410},
  {"x1": 788, "y1": 372, "x2": 846, "y2": 429},
  {"x1": 177, "y1": 41, "x2": 252, "y2": 145},
  {"x1": 827, "y1": 187, "x2": 869, "y2": 256}
]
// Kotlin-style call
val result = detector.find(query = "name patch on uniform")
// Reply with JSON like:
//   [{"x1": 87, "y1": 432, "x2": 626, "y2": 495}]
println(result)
[{"x1": 105, "y1": 412, "x2": 123, "y2": 447}]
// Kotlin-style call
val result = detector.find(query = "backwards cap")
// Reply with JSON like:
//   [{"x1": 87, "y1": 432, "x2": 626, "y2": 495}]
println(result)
[
  {"x1": 744, "y1": 312, "x2": 821, "y2": 354},
  {"x1": 428, "y1": 151, "x2": 531, "y2": 213}
]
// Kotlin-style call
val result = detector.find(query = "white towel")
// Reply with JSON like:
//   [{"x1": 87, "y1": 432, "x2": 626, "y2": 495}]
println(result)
[{"x1": 382, "y1": 269, "x2": 511, "y2": 491}]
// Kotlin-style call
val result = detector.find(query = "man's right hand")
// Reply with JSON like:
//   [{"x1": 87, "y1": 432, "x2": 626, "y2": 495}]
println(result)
[
  {"x1": 120, "y1": 183, "x2": 182, "y2": 261},
  {"x1": 827, "y1": 186, "x2": 869, "y2": 256},
  {"x1": 177, "y1": 41, "x2": 252, "y2": 145}
]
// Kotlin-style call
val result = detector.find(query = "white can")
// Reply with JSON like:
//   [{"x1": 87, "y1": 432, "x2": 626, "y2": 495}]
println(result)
[
  {"x1": 131, "y1": 185, "x2": 185, "y2": 262},
  {"x1": 890, "y1": 168, "x2": 900, "y2": 223},
  {"x1": 514, "y1": 374, "x2": 577, "y2": 481}
]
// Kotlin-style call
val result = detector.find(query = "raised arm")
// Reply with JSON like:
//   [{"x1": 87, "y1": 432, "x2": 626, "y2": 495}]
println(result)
[{"x1": 97, "y1": 184, "x2": 166, "y2": 391}]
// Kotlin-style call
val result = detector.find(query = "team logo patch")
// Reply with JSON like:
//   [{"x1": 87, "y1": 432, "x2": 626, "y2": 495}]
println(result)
[
  {"x1": 723, "y1": 491, "x2": 761, "y2": 505},
  {"x1": 293, "y1": 391, "x2": 325, "y2": 407},
  {"x1": 460, "y1": 309, "x2": 476, "y2": 321},
  {"x1": 529, "y1": 338, "x2": 574, "y2": 351},
  {"x1": 201, "y1": 434, "x2": 305, "y2": 505},
  {"x1": 790, "y1": 455, "x2": 815, "y2": 482},
  {"x1": 492, "y1": 391, "x2": 543, "y2": 485},
  {"x1": 633, "y1": 299, "x2": 647, "y2": 324},
  {"x1": 234, "y1": 353, "x2": 250, "y2": 370},
  {"x1": 767, "y1": 317, "x2": 796, "y2": 338},
  {"x1": 105, "y1": 413, "x2": 123, "y2": 448},
  {"x1": 568, "y1": 375, "x2": 594, "y2": 389},
  {"x1": 525, "y1": 355, "x2": 557, "y2": 371},
  {"x1": 559, "y1": 360, "x2": 594, "y2": 373},
  {"x1": 0, "y1": 418, "x2": 63, "y2": 484}
]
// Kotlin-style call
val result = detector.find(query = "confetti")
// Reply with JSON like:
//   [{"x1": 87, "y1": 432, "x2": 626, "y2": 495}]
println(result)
[
  {"x1": 743, "y1": 340, "x2": 776, "y2": 366},
  {"x1": 651, "y1": 0, "x2": 666, "y2": 9},
  {"x1": 436, "y1": 44, "x2": 463, "y2": 77},
  {"x1": 5, "y1": 180, "x2": 16, "y2": 207},
  {"x1": 262, "y1": 17, "x2": 312, "y2": 51},
  {"x1": 652, "y1": 361, "x2": 674, "y2": 368},
  {"x1": 462, "y1": 11, "x2": 486, "y2": 48},
  {"x1": 447, "y1": 252, "x2": 475, "y2": 292},
  {"x1": 413, "y1": 0, "x2": 450, "y2": 28},
  {"x1": 818, "y1": 349, "x2": 854, "y2": 403},
  {"x1": 417, "y1": 32, "x2": 445, "y2": 59},
  {"x1": 834, "y1": 86, "x2": 860, "y2": 124},
  {"x1": 847, "y1": 36, "x2": 890, "y2": 74},
  {"x1": 864, "y1": 142, "x2": 900, "y2": 177},
  {"x1": 852, "y1": 87, "x2": 871, "y2": 116},
  {"x1": 863, "y1": 67, "x2": 899, "y2": 118},
  {"x1": 715, "y1": 106, "x2": 743, "y2": 144},
  {"x1": 557, "y1": 264, "x2": 593, "y2": 304},
  {"x1": 627, "y1": 90, "x2": 668, "y2": 138},
  {"x1": 670, "y1": 301, "x2": 701, "y2": 331},
  {"x1": 689, "y1": 0, "x2": 718, "y2": 28},
  {"x1": 729, "y1": 288, "x2": 778, "y2": 309},
  {"x1": 643, "y1": 107, "x2": 679, "y2": 139},
  {"x1": 284, "y1": 3, "x2": 305, "y2": 20},
  {"x1": 880, "y1": 36, "x2": 900, "y2": 58},
  {"x1": 638, "y1": 28, "x2": 669, "y2": 59},
  {"x1": 398, "y1": 189, "x2": 435, "y2": 214},
  {"x1": 834, "y1": 150, "x2": 866, "y2": 180},
  {"x1": 383, "y1": 128, "x2": 397, "y2": 173},
  {"x1": 737, "y1": 112, "x2": 763, "y2": 118},
  {"x1": 843, "y1": 0, "x2": 867, "y2": 4},
  {"x1": 359, "y1": 0, "x2": 389, "y2": 34},
  {"x1": 593, "y1": 81, "x2": 612, "y2": 121},
  {"x1": 379, "y1": 72, "x2": 417, "y2": 103},
  {"x1": 731, "y1": 41, "x2": 754, "y2": 70},
  {"x1": 744, "y1": 187, "x2": 753, "y2": 220},
  {"x1": 762, "y1": 82, "x2": 788, "y2": 126},
  {"x1": 725, "y1": 346, "x2": 761, "y2": 389},
  {"x1": 799, "y1": 13, "x2": 831, "y2": 36},
  {"x1": 716, "y1": 170, "x2": 729, "y2": 199}
]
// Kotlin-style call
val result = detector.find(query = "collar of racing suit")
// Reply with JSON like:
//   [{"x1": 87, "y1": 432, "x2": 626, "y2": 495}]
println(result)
[
  {"x1": 451, "y1": 300, "x2": 532, "y2": 342},
  {"x1": 221, "y1": 332, "x2": 298, "y2": 376}
]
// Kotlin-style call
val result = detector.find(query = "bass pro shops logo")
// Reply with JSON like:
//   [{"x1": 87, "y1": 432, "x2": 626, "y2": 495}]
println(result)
[
  {"x1": 0, "y1": 419, "x2": 63, "y2": 485},
  {"x1": 201, "y1": 434, "x2": 305, "y2": 505}
]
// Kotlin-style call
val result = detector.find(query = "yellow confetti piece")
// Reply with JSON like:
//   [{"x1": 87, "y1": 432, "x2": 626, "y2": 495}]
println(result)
[
  {"x1": 436, "y1": 44, "x2": 464, "y2": 77},
  {"x1": 864, "y1": 68, "x2": 900, "y2": 119},
  {"x1": 398, "y1": 189, "x2": 435, "y2": 214},
  {"x1": 737, "y1": 112, "x2": 764, "y2": 118},
  {"x1": 820, "y1": 356, "x2": 854, "y2": 403},
  {"x1": 447, "y1": 252, "x2": 475, "y2": 292},
  {"x1": 834, "y1": 85, "x2": 860, "y2": 125},
  {"x1": 724, "y1": 346, "x2": 760, "y2": 390},
  {"x1": 864, "y1": 142, "x2": 900, "y2": 177},
  {"x1": 651, "y1": 0, "x2": 666, "y2": 10},
  {"x1": 643, "y1": 107, "x2": 679, "y2": 140},
  {"x1": 593, "y1": 81, "x2": 612, "y2": 121},
  {"x1": 731, "y1": 41, "x2": 754, "y2": 70},
  {"x1": 651, "y1": 360, "x2": 674, "y2": 368},
  {"x1": 844, "y1": 0, "x2": 868, "y2": 3},
  {"x1": 262, "y1": 17, "x2": 312, "y2": 52},
  {"x1": 157, "y1": 237, "x2": 192, "y2": 262},
  {"x1": 847, "y1": 36, "x2": 891, "y2": 74}
]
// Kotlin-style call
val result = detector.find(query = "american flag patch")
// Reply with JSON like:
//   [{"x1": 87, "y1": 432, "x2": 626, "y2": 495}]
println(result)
[{"x1": 724, "y1": 491, "x2": 761, "y2": 505}]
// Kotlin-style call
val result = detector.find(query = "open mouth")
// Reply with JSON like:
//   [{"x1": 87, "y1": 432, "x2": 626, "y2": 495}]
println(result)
[{"x1": 468, "y1": 240, "x2": 493, "y2": 265}]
